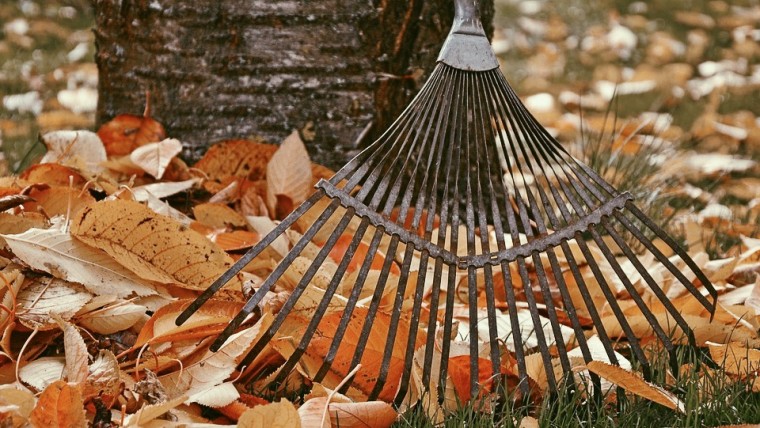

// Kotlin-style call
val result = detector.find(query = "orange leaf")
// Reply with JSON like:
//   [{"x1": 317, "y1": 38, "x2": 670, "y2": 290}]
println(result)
[
  {"x1": 448, "y1": 355, "x2": 497, "y2": 403},
  {"x1": 30, "y1": 380, "x2": 86, "y2": 428},
  {"x1": 213, "y1": 230, "x2": 260, "y2": 252},
  {"x1": 20, "y1": 163, "x2": 86, "y2": 187},
  {"x1": 132, "y1": 299, "x2": 244, "y2": 350},
  {"x1": 97, "y1": 113, "x2": 166, "y2": 157}
]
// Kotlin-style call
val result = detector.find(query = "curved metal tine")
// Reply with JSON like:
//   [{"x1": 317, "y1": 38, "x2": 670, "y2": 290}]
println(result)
[
  {"x1": 209, "y1": 199, "x2": 342, "y2": 351},
  {"x1": 586, "y1": 225, "x2": 676, "y2": 356},
  {"x1": 480, "y1": 75, "x2": 531, "y2": 398},
  {"x1": 460, "y1": 71, "x2": 486, "y2": 399},
  {"x1": 331, "y1": 65, "x2": 448, "y2": 185},
  {"x1": 267, "y1": 215, "x2": 371, "y2": 383},
  {"x1": 338, "y1": 234, "x2": 402, "y2": 396},
  {"x1": 369, "y1": 243, "x2": 418, "y2": 401},
  {"x1": 176, "y1": 189, "x2": 326, "y2": 325},
  {"x1": 600, "y1": 216, "x2": 696, "y2": 349},
  {"x1": 313, "y1": 223, "x2": 383, "y2": 382},
  {"x1": 395, "y1": 69, "x2": 459, "y2": 405},
  {"x1": 624, "y1": 203, "x2": 717, "y2": 312},
  {"x1": 470, "y1": 71, "x2": 506, "y2": 392},
  {"x1": 497, "y1": 82, "x2": 578, "y2": 378},
  {"x1": 437, "y1": 68, "x2": 466, "y2": 401},
  {"x1": 488, "y1": 81, "x2": 561, "y2": 390}
]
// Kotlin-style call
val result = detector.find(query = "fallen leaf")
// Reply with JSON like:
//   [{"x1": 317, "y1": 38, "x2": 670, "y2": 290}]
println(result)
[
  {"x1": 20, "y1": 163, "x2": 86, "y2": 187},
  {"x1": 193, "y1": 203, "x2": 249, "y2": 229},
  {"x1": 40, "y1": 130, "x2": 106, "y2": 174},
  {"x1": 71, "y1": 199, "x2": 241, "y2": 291},
  {"x1": 16, "y1": 276, "x2": 92, "y2": 330},
  {"x1": 159, "y1": 314, "x2": 271, "y2": 398},
  {"x1": 122, "y1": 394, "x2": 187, "y2": 427},
  {"x1": 238, "y1": 399, "x2": 301, "y2": 428},
  {"x1": 3, "y1": 226, "x2": 159, "y2": 298},
  {"x1": 76, "y1": 301, "x2": 146, "y2": 334},
  {"x1": 299, "y1": 398, "x2": 397, "y2": 428},
  {"x1": 0, "y1": 384, "x2": 36, "y2": 426},
  {"x1": 18, "y1": 357, "x2": 66, "y2": 392},
  {"x1": 130, "y1": 138, "x2": 183, "y2": 179},
  {"x1": 584, "y1": 361, "x2": 685, "y2": 412},
  {"x1": 23, "y1": 185, "x2": 95, "y2": 218},
  {"x1": 30, "y1": 380, "x2": 86, "y2": 428},
  {"x1": 97, "y1": 113, "x2": 167, "y2": 157},
  {"x1": 84, "y1": 350, "x2": 122, "y2": 399},
  {"x1": 707, "y1": 342, "x2": 760, "y2": 377},
  {"x1": 266, "y1": 131, "x2": 313, "y2": 218},
  {"x1": 132, "y1": 299, "x2": 243, "y2": 350},
  {"x1": 53, "y1": 316, "x2": 89, "y2": 384},
  {"x1": 187, "y1": 382, "x2": 239, "y2": 407},
  {"x1": 194, "y1": 139, "x2": 277, "y2": 182}
]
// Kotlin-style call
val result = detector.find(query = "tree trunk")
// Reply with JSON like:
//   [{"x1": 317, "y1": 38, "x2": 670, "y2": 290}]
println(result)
[{"x1": 93, "y1": 0, "x2": 493, "y2": 169}]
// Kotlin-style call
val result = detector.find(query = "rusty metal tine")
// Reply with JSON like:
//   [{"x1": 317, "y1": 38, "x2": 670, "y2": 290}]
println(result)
[
  {"x1": 176, "y1": 189, "x2": 326, "y2": 326},
  {"x1": 601, "y1": 217, "x2": 696, "y2": 348},
  {"x1": 396, "y1": 254, "x2": 431, "y2": 405},
  {"x1": 625, "y1": 203, "x2": 718, "y2": 311},
  {"x1": 268, "y1": 213, "x2": 369, "y2": 384},
  {"x1": 314, "y1": 222, "x2": 383, "y2": 382},
  {"x1": 471, "y1": 71, "x2": 506, "y2": 386},
  {"x1": 209, "y1": 198, "x2": 341, "y2": 351}
]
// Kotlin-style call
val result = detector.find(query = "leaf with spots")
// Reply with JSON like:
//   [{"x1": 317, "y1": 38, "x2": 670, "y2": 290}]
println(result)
[{"x1": 70, "y1": 199, "x2": 242, "y2": 291}]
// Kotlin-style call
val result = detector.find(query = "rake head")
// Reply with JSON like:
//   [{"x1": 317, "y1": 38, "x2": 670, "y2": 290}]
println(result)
[{"x1": 178, "y1": 0, "x2": 717, "y2": 406}]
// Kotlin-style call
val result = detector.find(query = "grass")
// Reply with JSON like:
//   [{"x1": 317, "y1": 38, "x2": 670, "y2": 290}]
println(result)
[{"x1": 394, "y1": 346, "x2": 760, "y2": 427}]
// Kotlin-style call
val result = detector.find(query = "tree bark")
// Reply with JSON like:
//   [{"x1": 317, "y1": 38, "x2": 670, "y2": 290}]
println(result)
[{"x1": 94, "y1": 0, "x2": 493, "y2": 169}]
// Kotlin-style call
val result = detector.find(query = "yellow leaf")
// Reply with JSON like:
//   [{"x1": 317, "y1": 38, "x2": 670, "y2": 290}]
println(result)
[
  {"x1": 70, "y1": 199, "x2": 241, "y2": 291},
  {"x1": 584, "y1": 361, "x2": 685, "y2": 412},
  {"x1": 238, "y1": 399, "x2": 301, "y2": 428},
  {"x1": 299, "y1": 398, "x2": 397, "y2": 428},
  {"x1": 30, "y1": 380, "x2": 86, "y2": 428},
  {"x1": 707, "y1": 342, "x2": 760, "y2": 377}
]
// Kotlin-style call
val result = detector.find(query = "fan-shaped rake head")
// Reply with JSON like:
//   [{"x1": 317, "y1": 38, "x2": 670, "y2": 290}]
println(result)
[{"x1": 177, "y1": 0, "x2": 717, "y2": 407}]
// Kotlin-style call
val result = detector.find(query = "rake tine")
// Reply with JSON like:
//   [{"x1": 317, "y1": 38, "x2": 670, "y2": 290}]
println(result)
[
  {"x1": 209, "y1": 198, "x2": 341, "y2": 351},
  {"x1": 266, "y1": 211, "x2": 366, "y2": 385},
  {"x1": 176, "y1": 189, "x2": 325, "y2": 326}
]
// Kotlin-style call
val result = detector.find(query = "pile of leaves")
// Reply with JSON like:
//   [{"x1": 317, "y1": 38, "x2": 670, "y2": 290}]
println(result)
[{"x1": 0, "y1": 103, "x2": 756, "y2": 427}]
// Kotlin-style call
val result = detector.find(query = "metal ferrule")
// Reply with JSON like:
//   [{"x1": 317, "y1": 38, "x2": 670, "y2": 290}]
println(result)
[{"x1": 437, "y1": 0, "x2": 500, "y2": 71}]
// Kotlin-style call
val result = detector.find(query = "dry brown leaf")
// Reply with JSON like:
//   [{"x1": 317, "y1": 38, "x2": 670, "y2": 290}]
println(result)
[
  {"x1": 71, "y1": 199, "x2": 241, "y2": 291},
  {"x1": 52, "y1": 316, "x2": 89, "y2": 384},
  {"x1": 84, "y1": 350, "x2": 122, "y2": 399},
  {"x1": 584, "y1": 361, "x2": 685, "y2": 412},
  {"x1": 40, "y1": 130, "x2": 106, "y2": 174},
  {"x1": 707, "y1": 342, "x2": 760, "y2": 377},
  {"x1": 212, "y1": 230, "x2": 260, "y2": 252},
  {"x1": 122, "y1": 394, "x2": 187, "y2": 427},
  {"x1": 19, "y1": 163, "x2": 86, "y2": 187},
  {"x1": 16, "y1": 276, "x2": 92, "y2": 330},
  {"x1": 194, "y1": 139, "x2": 278, "y2": 182},
  {"x1": 97, "y1": 113, "x2": 167, "y2": 157},
  {"x1": 23, "y1": 185, "x2": 95, "y2": 218},
  {"x1": 0, "y1": 212, "x2": 48, "y2": 249},
  {"x1": 159, "y1": 314, "x2": 271, "y2": 398},
  {"x1": 266, "y1": 131, "x2": 313, "y2": 218},
  {"x1": 29, "y1": 380, "x2": 86, "y2": 428},
  {"x1": 18, "y1": 357, "x2": 65, "y2": 392},
  {"x1": 130, "y1": 138, "x2": 183, "y2": 179},
  {"x1": 187, "y1": 382, "x2": 239, "y2": 408},
  {"x1": 132, "y1": 299, "x2": 244, "y2": 350},
  {"x1": 238, "y1": 399, "x2": 301, "y2": 428},
  {"x1": 0, "y1": 384, "x2": 36, "y2": 426},
  {"x1": 299, "y1": 398, "x2": 397, "y2": 428},
  {"x1": 3, "y1": 226, "x2": 159, "y2": 298},
  {"x1": 519, "y1": 416, "x2": 540, "y2": 428},
  {"x1": 76, "y1": 301, "x2": 146, "y2": 334},
  {"x1": 193, "y1": 203, "x2": 249, "y2": 229}
]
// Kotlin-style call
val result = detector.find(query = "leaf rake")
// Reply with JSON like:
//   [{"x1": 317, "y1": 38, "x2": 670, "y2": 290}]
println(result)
[{"x1": 177, "y1": 0, "x2": 717, "y2": 405}]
